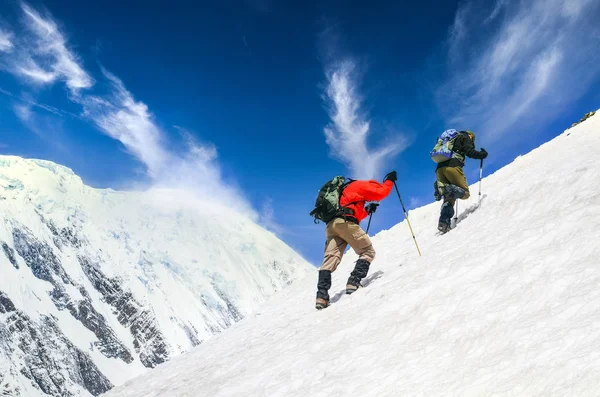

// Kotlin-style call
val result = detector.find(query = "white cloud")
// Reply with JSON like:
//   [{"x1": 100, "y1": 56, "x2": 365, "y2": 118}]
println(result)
[
  {"x1": 323, "y1": 59, "x2": 405, "y2": 180},
  {"x1": 79, "y1": 70, "x2": 167, "y2": 178},
  {"x1": 11, "y1": 102, "x2": 65, "y2": 145},
  {"x1": 448, "y1": 3, "x2": 470, "y2": 59},
  {"x1": 0, "y1": 28, "x2": 14, "y2": 52},
  {"x1": 3, "y1": 3, "x2": 94, "y2": 91},
  {"x1": 259, "y1": 197, "x2": 284, "y2": 235},
  {"x1": 0, "y1": 3, "x2": 254, "y2": 216},
  {"x1": 78, "y1": 70, "x2": 254, "y2": 215},
  {"x1": 409, "y1": 196, "x2": 425, "y2": 210},
  {"x1": 13, "y1": 102, "x2": 46, "y2": 138},
  {"x1": 0, "y1": 86, "x2": 75, "y2": 118},
  {"x1": 484, "y1": 0, "x2": 507, "y2": 23},
  {"x1": 13, "y1": 103, "x2": 33, "y2": 123},
  {"x1": 16, "y1": 57, "x2": 58, "y2": 83},
  {"x1": 439, "y1": 0, "x2": 600, "y2": 145}
]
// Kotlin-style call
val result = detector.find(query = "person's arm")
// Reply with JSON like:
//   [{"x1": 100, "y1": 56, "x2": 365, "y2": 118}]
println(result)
[
  {"x1": 351, "y1": 180, "x2": 394, "y2": 202},
  {"x1": 458, "y1": 134, "x2": 488, "y2": 159}
]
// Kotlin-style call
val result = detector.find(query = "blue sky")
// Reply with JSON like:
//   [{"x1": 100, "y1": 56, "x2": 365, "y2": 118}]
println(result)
[{"x1": 1, "y1": 0, "x2": 599, "y2": 265}]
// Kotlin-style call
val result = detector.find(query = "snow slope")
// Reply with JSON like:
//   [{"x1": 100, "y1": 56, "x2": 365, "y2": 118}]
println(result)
[
  {"x1": 0, "y1": 157, "x2": 312, "y2": 397},
  {"x1": 104, "y1": 111, "x2": 600, "y2": 397}
]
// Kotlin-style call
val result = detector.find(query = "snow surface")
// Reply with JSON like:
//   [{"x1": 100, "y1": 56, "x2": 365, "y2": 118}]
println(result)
[
  {"x1": 0, "y1": 157, "x2": 312, "y2": 396},
  {"x1": 104, "y1": 112, "x2": 600, "y2": 397}
]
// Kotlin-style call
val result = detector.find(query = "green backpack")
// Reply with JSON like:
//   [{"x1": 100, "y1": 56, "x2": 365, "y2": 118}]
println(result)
[
  {"x1": 430, "y1": 129, "x2": 468, "y2": 163},
  {"x1": 309, "y1": 176, "x2": 353, "y2": 224}
]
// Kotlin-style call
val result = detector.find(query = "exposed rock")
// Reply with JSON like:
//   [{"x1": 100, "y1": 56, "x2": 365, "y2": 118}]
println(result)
[
  {"x1": 2, "y1": 242, "x2": 18, "y2": 269},
  {"x1": 12, "y1": 227, "x2": 73, "y2": 285},
  {"x1": 570, "y1": 111, "x2": 596, "y2": 128},
  {"x1": 40, "y1": 214, "x2": 83, "y2": 250},
  {"x1": 177, "y1": 320, "x2": 201, "y2": 348},
  {"x1": 0, "y1": 290, "x2": 112, "y2": 396},
  {"x1": 0, "y1": 291, "x2": 16, "y2": 313},
  {"x1": 11, "y1": 226, "x2": 133, "y2": 364},
  {"x1": 271, "y1": 260, "x2": 293, "y2": 286},
  {"x1": 49, "y1": 285, "x2": 133, "y2": 363},
  {"x1": 212, "y1": 281, "x2": 243, "y2": 324},
  {"x1": 0, "y1": 369, "x2": 22, "y2": 396},
  {"x1": 78, "y1": 256, "x2": 170, "y2": 368}
]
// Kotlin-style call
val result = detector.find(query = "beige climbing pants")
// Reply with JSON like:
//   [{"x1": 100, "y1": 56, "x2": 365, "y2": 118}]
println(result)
[{"x1": 319, "y1": 218, "x2": 375, "y2": 272}]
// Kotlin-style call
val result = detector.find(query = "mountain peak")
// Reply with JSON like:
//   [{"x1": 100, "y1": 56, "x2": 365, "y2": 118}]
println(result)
[
  {"x1": 0, "y1": 155, "x2": 85, "y2": 198},
  {"x1": 0, "y1": 155, "x2": 313, "y2": 397}
]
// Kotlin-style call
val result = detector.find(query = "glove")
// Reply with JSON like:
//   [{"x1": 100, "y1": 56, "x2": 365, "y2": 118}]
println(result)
[
  {"x1": 365, "y1": 203, "x2": 379, "y2": 214},
  {"x1": 479, "y1": 148, "x2": 488, "y2": 159},
  {"x1": 384, "y1": 171, "x2": 397, "y2": 183}
]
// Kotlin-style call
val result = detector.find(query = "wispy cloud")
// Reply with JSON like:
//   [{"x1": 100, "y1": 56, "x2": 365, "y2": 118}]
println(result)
[
  {"x1": 259, "y1": 197, "x2": 284, "y2": 234},
  {"x1": 11, "y1": 102, "x2": 69, "y2": 152},
  {"x1": 318, "y1": 23, "x2": 407, "y2": 180},
  {"x1": 1, "y1": 3, "x2": 94, "y2": 91},
  {"x1": 2, "y1": 87, "x2": 69, "y2": 144},
  {"x1": 484, "y1": 0, "x2": 507, "y2": 23},
  {"x1": 408, "y1": 196, "x2": 425, "y2": 210},
  {"x1": 322, "y1": 59, "x2": 405, "y2": 179},
  {"x1": 13, "y1": 103, "x2": 33, "y2": 123},
  {"x1": 79, "y1": 70, "x2": 167, "y2": 178},
  {"x1": 0, "y1": 27, "x2": 14, "y2": 52},
  {"x1": 16, "y1": 59, "x2": 57, "y2": 84},
  {"x1": 439, "y1": 0, "x2": 600, "y2": 145},
  {"x1": 0, "y1": 3, "x2": 254, "y2": 216},
  {"x1": 77, "y1": 75, "x2": 252, "y2": 213},
  {"x1": 0, "y1": 86, "x2": 79, "y2": 119},
  {"x1": 12, "y1": 102, "x2": 52, "y2": 140}
]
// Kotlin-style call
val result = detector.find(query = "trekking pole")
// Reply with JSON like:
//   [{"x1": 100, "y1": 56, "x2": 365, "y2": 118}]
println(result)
[
  {"x1": 366, "y1": 213, "x2": 374, "y2": 234},
  {"x1": 393, "y1": 182, "x2": 422, "y2": 257},
  {"x1": 454, "y1": 201, "x2": 459, "y2": 226},
  {"x1": 478, "y1": 159, "x2": 484, "y2": 202},
  {"x1": 364, "y1": 203, "x2": 379, "y2": 234}
]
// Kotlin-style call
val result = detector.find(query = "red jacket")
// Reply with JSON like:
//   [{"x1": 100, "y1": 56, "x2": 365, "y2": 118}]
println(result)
[{"x1": 340, "y1": 180, "x2": 394, "y2": 222}]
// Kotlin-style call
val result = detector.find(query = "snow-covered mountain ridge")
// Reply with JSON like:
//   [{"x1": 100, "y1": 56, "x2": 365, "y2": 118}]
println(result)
[
  {"x1": 0, "y1": 156, "x2": 313, "y2": 397},
  {"x1": 104, "y1": 110, "x2": 600, "y2": 397}
]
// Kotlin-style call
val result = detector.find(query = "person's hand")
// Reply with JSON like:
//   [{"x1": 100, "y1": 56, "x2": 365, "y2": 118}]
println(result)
[
  {"x1": 365, "y1": 203, "x2": 379, "y2": 214},
  {"x1": 479, "y1": 148, "x2": 488, "y2": 159},
  {"x1": 384, "y1": 171, "x2": 397, "y2": 183}
]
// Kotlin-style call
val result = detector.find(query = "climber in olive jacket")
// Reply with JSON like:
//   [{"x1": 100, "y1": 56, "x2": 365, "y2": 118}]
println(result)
[{"x1": 434, "y1": 131, "x2": 487, "y2": 233}]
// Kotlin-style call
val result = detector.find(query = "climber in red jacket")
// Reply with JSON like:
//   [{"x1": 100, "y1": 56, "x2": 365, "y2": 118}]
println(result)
[{"x1": 315, "y1": 171, "x2": 397, "y2": 310}]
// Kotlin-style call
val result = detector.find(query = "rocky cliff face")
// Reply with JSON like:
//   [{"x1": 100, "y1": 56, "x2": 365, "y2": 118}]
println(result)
[
  {"x1": 0, "y1": 156, "x2": 313, "y2": 397},
  {"x1": 0, "y1": 291, "x2": 112, "y2": 397}
]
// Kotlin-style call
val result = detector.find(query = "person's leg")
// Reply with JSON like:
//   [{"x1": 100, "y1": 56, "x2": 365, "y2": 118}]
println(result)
[
  {"x1": 319, "y1": 235, "x2": 348, "y2": 273},
  {"x1": 438, "y1": 198, "x2": 455, "y2": 232},
  {"x1": 435, "y1": 168, "x2": 451, "y2": 193},
  {"x1": 436, "y1": 168, "x2": 457, "y2": 231},
  {"x1": 316, "y1": 220, "x2": 348, "y2": 309},
  {"x1": 441, "y1": 166, "x2": 470, "y2": 199},
  {"x1": 315, "y1": 269, "x2": 332, "y2": 309},
  {"x1": 333, "y1": 221, "x2": 375, "y2": 294},
  {"x1": 433, "y1": 180, "x2": 443, "y2": 201}
]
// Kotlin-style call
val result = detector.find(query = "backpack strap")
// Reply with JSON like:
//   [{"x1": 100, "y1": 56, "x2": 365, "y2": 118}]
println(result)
[
  {"x1": 338, "y1": 180, "x2": 363, "y2": 223},
  {"x1": 452, "y1": 131, "x2": 469, "y2": 155}
]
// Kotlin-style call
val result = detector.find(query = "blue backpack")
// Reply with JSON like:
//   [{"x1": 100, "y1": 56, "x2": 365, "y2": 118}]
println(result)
[{"x1": 430, "y1": 129, "x2": 462, "y2": 163}]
